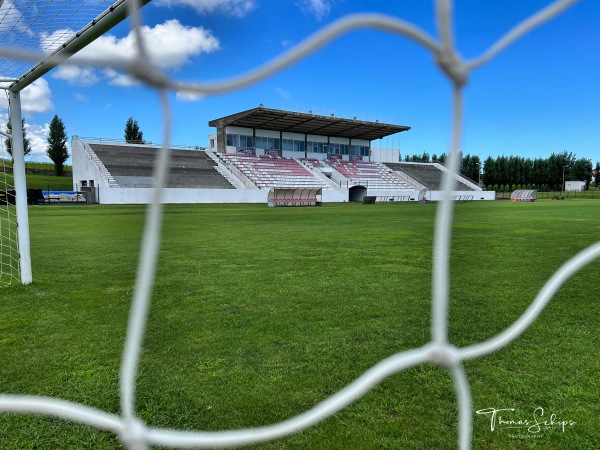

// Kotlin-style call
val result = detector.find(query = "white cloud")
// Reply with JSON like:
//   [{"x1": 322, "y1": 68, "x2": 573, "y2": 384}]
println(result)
[
  {"x1": 103, "y1": 69, "x2": 138, "y2": 87},
  {"x1": 93, "y1": 20, "x2": 220, "y2": 69},
  {"x1": 0, "y1": 78, "x2": 53, "y2": 114},
  {"x1": 48, "y1": 20, "x2": 219, "y2": 86},
  {"x1": 53, "y1": 65, "x2": 99, "y2": 86},
  {"x1": 275, "y1": 87, "x2": 290, "y2": 99},
  {"x1": 154, "y1": 0, "x2": 256, "y2": 17},
  {"x1": 21, "y1": 78, "x2": 54, "y2": 113},
  {"x1": 176, "y1": 91, "x2": 204, "y2": 102},
  {"x1": 25, "y1": 122, "x2": 51, "y2": 161},
  {"x1": 0, "y1": 113, "x2": 51, "y2": 161},
  {"x1": 297, "y1": 0, "x2": 332, "y2": 20},
  {"x1": 39, "y1": 28, "x2": 75, "y2": 54},
  {"x1": 73, "y1": 93, "x2": 88, "y2": 102},
  {"x1": 0, "y1": 1, "x2": 32, "y2": 37}
]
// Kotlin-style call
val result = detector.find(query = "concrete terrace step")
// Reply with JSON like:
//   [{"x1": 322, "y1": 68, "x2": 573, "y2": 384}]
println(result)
[{"x1": 86, "y1": 142, "x2": 234, "y2": 189}]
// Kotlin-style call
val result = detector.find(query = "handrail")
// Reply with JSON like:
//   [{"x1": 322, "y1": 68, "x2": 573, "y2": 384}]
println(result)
[
  {"x1": 73, "y1": 135, "x2": 206, "y2": 151},
  {"x1": 434, "y1": 160, "x2": 481, "y2": 190},
  {"x1": 76, "y1": 138, "x2": 119, "y2": 187}
]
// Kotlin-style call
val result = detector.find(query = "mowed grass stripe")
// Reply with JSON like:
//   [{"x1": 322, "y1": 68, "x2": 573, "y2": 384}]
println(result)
[{"x1": 1, "y1": 200, "x2": 598, "y2": 449}]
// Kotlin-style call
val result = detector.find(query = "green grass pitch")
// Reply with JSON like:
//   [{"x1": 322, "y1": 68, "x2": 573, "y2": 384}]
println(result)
[{"x1": 1, "y1": 200, "x2": 599, "y2": 449}]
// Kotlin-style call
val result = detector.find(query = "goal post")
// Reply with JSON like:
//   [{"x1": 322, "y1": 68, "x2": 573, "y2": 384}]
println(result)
[{"x1": 7, "y1": 89, "x2": 32, "y2": 285}]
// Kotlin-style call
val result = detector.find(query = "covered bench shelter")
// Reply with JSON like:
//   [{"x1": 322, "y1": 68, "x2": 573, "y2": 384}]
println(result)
[
  {"x1": 511, "y1": 189, "x2": 537, "y2": 202},
  {"x1": 268, "y1": 187, "x2": 322, "y2": 207}
]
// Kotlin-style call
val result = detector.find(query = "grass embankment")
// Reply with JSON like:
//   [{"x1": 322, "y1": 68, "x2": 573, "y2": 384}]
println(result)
[
  {"x1": 1, "y1": 160, "x2": 73, "y2": 190},
  {"x1": 25, "y1": 173, "x2": 74, "y2": 191},
  {"x1": 1, "y1": 201, "x2": 599, "y2": 449},
  {"x1": 0, "y1": 173, "x2": 73, "y2": 191}
]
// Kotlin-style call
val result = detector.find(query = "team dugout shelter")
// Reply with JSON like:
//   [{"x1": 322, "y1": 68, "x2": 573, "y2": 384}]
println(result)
[{"x1": 208, "y1": 106, "x2": 411, "y2": 162}]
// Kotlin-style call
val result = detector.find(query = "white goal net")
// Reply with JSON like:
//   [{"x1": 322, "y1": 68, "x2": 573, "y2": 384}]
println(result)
[
  {"x1": 1, "y1": 0, "x2": 599, "y2": 449},
  {"x1": 0, "y1": 119, "x2": 19, "y2": 287}
]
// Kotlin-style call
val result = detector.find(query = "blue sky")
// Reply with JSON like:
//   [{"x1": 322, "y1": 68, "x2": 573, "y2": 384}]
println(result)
[{"x1": 6, "y1": 0, "x2": 600, "y2": 163}]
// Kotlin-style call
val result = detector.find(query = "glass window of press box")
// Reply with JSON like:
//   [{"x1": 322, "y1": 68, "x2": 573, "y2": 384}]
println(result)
[
  {"x1": 226, "y1": 134, "x2": 253, "y2": 147},
  {"x1": 307, "y1": 141, "x2": 326, "y2": 153},
  {"x1": 282, "y1": 139, "x2": 305, "y2": 153},
  {"x1": 255, "y1": 136, "x2": 280, "y2": 150}
]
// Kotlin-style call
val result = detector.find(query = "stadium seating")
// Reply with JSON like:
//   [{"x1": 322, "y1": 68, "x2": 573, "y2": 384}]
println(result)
[
  {"x1": 299, "y1": 158, "x2": 328, "y2": 170},
  {"x1": 385, "y1": 162, "x2": 475, "y2": 191},
  {"x1": 220, "y1": 154, "x2": 329, "y2": 189},
  {"x1": 329, "y1": 160, "x2": 411, "y2": 189},
  {"x1": 89, "y1": 144, "x2": 235, "y2": 189}
]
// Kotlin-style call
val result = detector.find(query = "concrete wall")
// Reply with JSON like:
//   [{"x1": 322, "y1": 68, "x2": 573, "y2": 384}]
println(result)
[
  {"x1": 367, "y1": 189, "x2": 419, "y2": 200},
  {"x1": 255, "y1": 129, "x2": 279, "y2": 138},
  {"x1": 98, "y1": 187, "x2": 349, "y2": 204},
  {"x1": 225, "y1": 126, "x2": 253, "y2": 135},
  {"x1": 208, "y1": 134, "x2": 217, "y2": 152},
  {"x1": 98, "y1": 188, "x2": 269, "y2": 204},
  {"x1": 282, "y1": 150, "x2": 305, "y2": 159},
  {"x1": 322, "y1": 189, "x2": 348, "y2": 203},
  {"x1": 72, "y1": 139, "x2": 111, "y2": 190},
  {"x1": 330, "y1": 136, "x2": 349, "y2": 145},
  {"x1": 371, "y1": 147, "x2": 400, "y2": 163},
  {"x1": 282, "y1": 132, "x2": 304, "y2": 140},
  {"x1": 365, "y1": 189, "x2": 494, "y2": 201},
  {"x1": 97, "y1": 187, "x2": 494, "y2": 204},
  {"x1": 427, "y1": 190, "x2": 495, "y2": 201}
]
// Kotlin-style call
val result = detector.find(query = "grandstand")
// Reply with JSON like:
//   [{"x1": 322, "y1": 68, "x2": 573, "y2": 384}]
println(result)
[{"x1": 71, "y1": 108, "x2": 493, "y2": 204}]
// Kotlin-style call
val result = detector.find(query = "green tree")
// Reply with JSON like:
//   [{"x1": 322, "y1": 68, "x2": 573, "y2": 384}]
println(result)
[
  {"x1": 571, "y1": 158, "x2": 593, "y2": 189},
  {"x1": 46, "y1": 115, "x2": 69, "y2": 176},
  {"x1": 482, "y1": 156, "x2": 496, "y2": 186},
  {"x1": 595, "y1": 161, "x2": 600, "y2": 188},
  {"x1": 461, "y1": 153, "x2": 481, "y2": 185},
  {"x1": 548, "y1": 151, "x2": 576, "y2": 190},
  {"x1": 4, "y1": 118, "x2": 31, "y2": 159},
  {"x1": 124, "y1": 117, "x2": 144, "y2": 144}
]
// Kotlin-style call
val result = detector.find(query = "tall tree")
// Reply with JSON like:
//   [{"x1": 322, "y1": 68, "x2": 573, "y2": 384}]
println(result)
[
  {"x1": 4, "y1": 118, "x2": 31, "y2": 159},
  {"x1": 571, "y1": 158, "x2": 593, "y2": 189},
  {"x1": 595, "y1": 161, "x2": 600, "y2": 188},
  {"x1": 124, "y1": 117, "x2": 144, "y2": 144},
  {"x1": 46, "y1": 115, "x2": 69, "y2": 176},
  {"x1": 482, "y1": 156, "x2": 496, "y2": 186}
]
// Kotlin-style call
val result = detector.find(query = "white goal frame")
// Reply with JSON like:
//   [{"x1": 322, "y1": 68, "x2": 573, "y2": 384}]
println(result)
[
  {"x1": 0, "y1": 0, "x2": 151, "y2": 285},
  {"x1": 1, "y1": 1, "x2": 599, "y2": 449}
]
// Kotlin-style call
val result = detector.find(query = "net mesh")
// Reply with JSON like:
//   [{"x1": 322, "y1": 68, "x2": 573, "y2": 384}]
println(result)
[
  {"x1": 1, "y1": 0, "x2": 600, "y2": 449},
  {"x1": 0, "y1": 102, "x2": 19, "y2": 287},
  {"x1": 0, "y1": 0, "x2": 117, "y2": 79}
]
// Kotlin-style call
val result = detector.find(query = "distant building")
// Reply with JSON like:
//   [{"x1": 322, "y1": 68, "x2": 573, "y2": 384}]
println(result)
[{"x1": 565, "y1": 180, "x2": 586, "y2": 191}]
